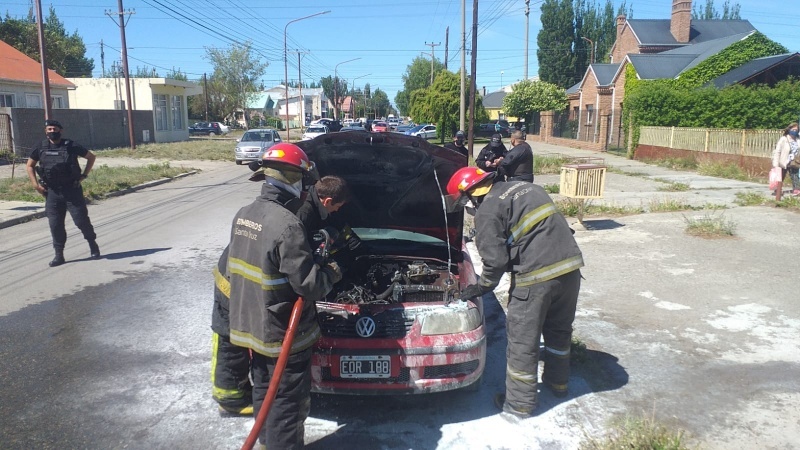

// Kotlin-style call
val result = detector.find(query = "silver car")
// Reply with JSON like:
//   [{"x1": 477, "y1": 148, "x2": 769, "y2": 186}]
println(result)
[{"x1": 234, "y1": 129, "x2": 282, "y2": 165}]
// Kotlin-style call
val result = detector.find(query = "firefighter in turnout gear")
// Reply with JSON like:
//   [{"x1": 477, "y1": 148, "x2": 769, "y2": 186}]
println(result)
[
  {"x1": 25, "y1": 119, "x2": 100, "y2": 267},
  {"x1": 447, "y1": 167, "x2": 583, "y2": 419},
  {"x1": 225, "y1": 143, "x2": 341, "y2": 449}
]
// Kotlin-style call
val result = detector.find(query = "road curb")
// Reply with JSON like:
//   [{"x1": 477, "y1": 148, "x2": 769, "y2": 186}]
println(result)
[{"x1": 0, "y1": 171, "x2": 198, "y2": 230}]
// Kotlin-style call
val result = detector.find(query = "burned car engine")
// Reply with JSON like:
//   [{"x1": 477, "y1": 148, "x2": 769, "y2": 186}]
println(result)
[{"x1": 329, "y1": 257, "x2": 458, "y2": 305}]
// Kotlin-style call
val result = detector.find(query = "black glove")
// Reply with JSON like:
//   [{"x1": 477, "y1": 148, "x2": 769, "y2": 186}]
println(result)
[
  {"x1": 460, "y1": 283, "x2": 490, "y2": 301},
  {"x1": 321, "y1": 261, "x2": 343, "y2": 284}
]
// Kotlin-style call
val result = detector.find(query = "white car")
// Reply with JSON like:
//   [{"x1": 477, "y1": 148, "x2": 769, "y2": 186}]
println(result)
[
  {"x1": 302, "y1": 125, "x2": 329, "y2": 141},
  {"x1": 211, "y1": 122, "x2": 230, "y2": 135}
]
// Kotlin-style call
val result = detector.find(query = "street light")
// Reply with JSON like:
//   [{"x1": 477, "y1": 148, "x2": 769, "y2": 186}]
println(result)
[
  {"x1": 284, "y1": 10, "x2": 330, "y2": 141},
  {"x1": 500, "y1": 71, "x2": 504, "y2": 90},
  {"x1": 349, "y1": 73, "x2": 371, "y2": 118},
  {"x1": 334, "y1": 57, "x2": 360, "y2": 120},
  {"x1": 581, "y1": 36, "x2": 595, "y2": 64}
]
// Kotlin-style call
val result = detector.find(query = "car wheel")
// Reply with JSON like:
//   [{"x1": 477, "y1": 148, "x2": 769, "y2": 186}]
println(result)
[
  {"x1": 235, "y1": 160, "x2": 242, "y2": 165},
  {"x1": 208, "y1": 131, "x2": 215, "y2": 137}
]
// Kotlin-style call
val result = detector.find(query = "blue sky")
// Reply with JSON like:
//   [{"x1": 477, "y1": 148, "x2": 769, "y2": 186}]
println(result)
[{"x1": 3, "y1": 0, "x2": 798, "y2": 108}]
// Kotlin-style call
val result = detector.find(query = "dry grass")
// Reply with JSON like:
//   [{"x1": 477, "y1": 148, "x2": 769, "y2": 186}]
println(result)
[
  {"x1": 683, "y1": 212, "x2": 736, "y2": 238},
  {"x1": 97, "y1": 139, "x2": 234, "y2": 161},
  {"x1": 580, "y1": 413, "x2": 691, "y2": 450}
]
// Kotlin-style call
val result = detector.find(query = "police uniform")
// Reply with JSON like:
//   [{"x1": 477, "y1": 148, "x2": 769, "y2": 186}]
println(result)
[
  {"x1": 474, "y1": 181, "x2": 583, "y2": 414},
  {"x1": 497, "y1": 141, "x2": 534, "y2": 182},
  {"x1": 444, "y1": 142, "x2": 469, "y2": 157},
  {"x1": 29, "y1": 138, "x2": 98, "y2": 258},
  {"x1": 475, "y1": 141, "x2": 508, "y2": 172},
  {"x1": 227, "y1": 181, "x2": 339, "y2": 449}
]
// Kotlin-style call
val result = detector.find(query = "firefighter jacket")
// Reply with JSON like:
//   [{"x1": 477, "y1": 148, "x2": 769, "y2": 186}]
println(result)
[
  {"x1": 498, "y1": 141, "x2": 533, "y2": 181},
  {"x1": 474, "y1": 181, "x2": 583, "y2": 290},
  {"x1": 227, "y1": 182, "x2": 338, "y2": 358}
]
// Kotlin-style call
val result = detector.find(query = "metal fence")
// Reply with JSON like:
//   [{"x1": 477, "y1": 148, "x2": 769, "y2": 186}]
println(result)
[
  {"x1": 553, "y1": 108, "x2": 626, "y2": 147},
  {"x1": 639, "y1": 126, "x2": 781, "y2": 158},
  {"x1": 0, "y1": 114, "x2": 11, "y2": 154}
]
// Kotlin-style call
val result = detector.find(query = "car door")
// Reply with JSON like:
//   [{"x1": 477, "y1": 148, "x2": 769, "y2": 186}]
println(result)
[
  {"x1": 424, "y1": 125, "x2": 436, "y2": 139},
  {"x1": 273, "y1": 130, "x2": 282, "y2": 143}
]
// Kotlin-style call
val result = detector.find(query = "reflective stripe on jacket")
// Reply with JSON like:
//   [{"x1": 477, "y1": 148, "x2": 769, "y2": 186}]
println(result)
[
  {"x1": 475, "y1": 181, "x2": 583, "y2": 289},
  {"x1": 227, "y1": 183, "x2": 335, "y2": 357}
]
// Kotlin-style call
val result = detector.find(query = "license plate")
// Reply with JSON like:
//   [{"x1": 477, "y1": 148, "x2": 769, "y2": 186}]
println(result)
[{"x1": 339, "y1": 355, "x2": 391, "y2": 378}]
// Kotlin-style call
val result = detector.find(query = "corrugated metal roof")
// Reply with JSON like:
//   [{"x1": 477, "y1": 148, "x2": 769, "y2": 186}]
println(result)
[
  {"x1": 709, "y1": 53, "x2": 800, "y2": 88},
  {"x1": 482, "y1": 90, "x2": 506, "y2": 108},
  {"x1": 0, "y1": 39, "x2": 74, "y2": 88},
  {"x1": 591, "y1": 64, "x2": 621, "y2": 86}
]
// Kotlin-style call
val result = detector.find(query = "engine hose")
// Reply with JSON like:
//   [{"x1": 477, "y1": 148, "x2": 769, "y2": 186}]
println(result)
[
  {"x1": 376, "y1": 282, "x2": 400, "y2": 300},
  {"x1": 241, "y1": 297, "x2": 304, "y2": 450}
]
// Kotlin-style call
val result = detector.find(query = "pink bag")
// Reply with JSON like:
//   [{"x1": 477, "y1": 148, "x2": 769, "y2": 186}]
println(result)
[{"x1": 769, "y1": 167, "x2": 782, "y2": 191}]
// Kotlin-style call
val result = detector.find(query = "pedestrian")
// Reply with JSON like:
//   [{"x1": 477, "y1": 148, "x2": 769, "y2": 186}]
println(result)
[
  {"x1": 225, "y1": 143, "x2": 341, "y2": 449},
  {"x1": 210, "y1": 174, "x2": 355, "y2": 418},
  {"x1": 475, "y1": 133, "x2": 508, "y2": 172},
  {"x1": 444, "y1": 130, "x2": 469, "y2": 157},
  {"x1": 497, "y1": 130, "x2": 534, "y2": 182},
  {"x1": 771, "y1": 122, "x2": 800, "y2": 196},
  {"x1": 447, "y1": 167, "x2": 583, "y2": 419},
  {"x1": 25, "y1": 119, "x2": 100, "y2": 267}
]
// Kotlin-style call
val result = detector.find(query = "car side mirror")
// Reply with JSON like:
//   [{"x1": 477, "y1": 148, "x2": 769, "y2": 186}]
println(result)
[{"x1": 236, "y1": 138, "x2": 240, "y2": 142}]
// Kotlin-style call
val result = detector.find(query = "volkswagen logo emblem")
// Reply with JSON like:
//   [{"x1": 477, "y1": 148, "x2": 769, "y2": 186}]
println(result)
[{"x1": 355, "y1": 317, "x2": 376, "y2": 338}]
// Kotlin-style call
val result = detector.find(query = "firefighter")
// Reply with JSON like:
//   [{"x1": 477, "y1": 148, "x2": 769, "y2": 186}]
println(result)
[
  {"x1": 25, "y1": 119, "x2": 100, "y2": 266},
  {"x1": 444, "y1": 130, "x2": 469, "y2": 157},
  {"x1": 497, "y1": 130, "x2": 534, "y2": 182},
  {"x1": 475, "y1": 133, "x2": 508, "y2": 172},
  {"x1": 447, "y1": 167, "x2": 583, "y2": 419},
  {"x1": 226, "y1": 143, "x2": 341, "y2": 449}
]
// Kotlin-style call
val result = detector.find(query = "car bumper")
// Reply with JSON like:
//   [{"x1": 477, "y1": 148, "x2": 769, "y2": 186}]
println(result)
[
  {"x1": 311, "y1": 326, "x2": 486, "y2": 395},
  {"x1": 234, "y1": 150, "x2": 264, "y2": 162}
]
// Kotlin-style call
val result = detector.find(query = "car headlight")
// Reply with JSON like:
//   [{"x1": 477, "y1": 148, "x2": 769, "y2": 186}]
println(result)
[{"x1": 420, "y1": 305, "x2": 482, "y2": 336}]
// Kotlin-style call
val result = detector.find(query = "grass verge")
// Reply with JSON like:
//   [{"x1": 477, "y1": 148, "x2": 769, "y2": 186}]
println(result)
[
  {"x1": 580, "y1": 414, "x2": 691, "y2": 450},
  {"x1": 683, "y1": 212, "x2": 736, "y2": 238},
  {"x1": 0, "y1": 163, "x2": 194, "y2": 202},
  {"x1": 556, "y1": 199, "x2": 645, "y2": 217},
  {"x1": 97, "y1": 140, "x2": 234, "y2": 161},
  {"x1": 655, "y1": 180, "x2": 691, "y2": 192},
  {"x1": 543, "y1": 183, "x2": 560, "y2": 194},
  {"x1": 734, "y1": 191, "x2": 769, "y2": 206},
  {"x1": 535, "y1": 154, "x2": 574, "y2": 175}
]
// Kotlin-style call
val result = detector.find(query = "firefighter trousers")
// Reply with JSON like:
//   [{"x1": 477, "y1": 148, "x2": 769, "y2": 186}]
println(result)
[
  {"x1": 45, "y1": 185, "x2": 96, "y2": 250},
  {"x1": 505, "y1": 269, "x2": 581, "y2": 412},
  {"x1": 210, "y1": 332, "x2": 252, "y2": 409},
  {"x1": 251, "y1": 348, "x2": 312, "y2": 450}
]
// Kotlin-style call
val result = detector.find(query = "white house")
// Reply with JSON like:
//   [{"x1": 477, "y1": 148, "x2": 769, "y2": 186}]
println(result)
[
  {"x1": 248, "y1": 86, "x2": 328, "y2": 128},
  {"x1": 67, "y1": 77, "x2": 202, "y2": 143}
]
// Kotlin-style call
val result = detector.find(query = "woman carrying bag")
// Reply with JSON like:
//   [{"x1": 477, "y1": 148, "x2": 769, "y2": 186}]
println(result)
[{"x1": 771, "y1": 122, "x2": 800, "y2": 198}]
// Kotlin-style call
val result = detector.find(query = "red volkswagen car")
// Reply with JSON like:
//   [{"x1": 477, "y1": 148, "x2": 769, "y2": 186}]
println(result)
[{"x1": 298, "y1": 132, "x2": 484, "y2": 395}]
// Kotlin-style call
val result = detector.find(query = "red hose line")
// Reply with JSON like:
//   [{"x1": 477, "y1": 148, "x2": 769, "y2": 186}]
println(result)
[{"x1": 241, "y1": 297, "x2": 305, "y2": 450}]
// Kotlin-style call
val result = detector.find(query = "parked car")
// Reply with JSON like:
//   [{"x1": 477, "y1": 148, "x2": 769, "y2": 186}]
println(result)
[
  {"x1": 386, "y1": 117, "x2": 400, "y2": 130},
  {"x1": 297, "y1": 132, "x2": 484, "y2": 394},
  {"x1": 341, "y1": 124, "x2": 367, "y2": 132},
  {"x1": 372, "y1": 121, "x2": 390, "y2": 132},
  {"x1": 395, "y1": 123, "x2": 416, "y2": 133},
  {"x1": 213, "y1": 122, "x2": 231, "y2": 135},
  {"x1": 302, "y1": 125, "x2": 329, "y2": 141},
  {"x1": 477, "y1": 119, "x2": 512, "y2": 138},
  {"x1": 313, "y1": 118, "x2": 343, "y2": 132},
  {"x1": 233, "y1": 128, "x2": 282, "y2": 165},
  {"x1": 406, "y1": 124, "x2": 437, "y2": 139},
  {"x1": 189, "y1": 122, "x2": 226, "y2": 136}
]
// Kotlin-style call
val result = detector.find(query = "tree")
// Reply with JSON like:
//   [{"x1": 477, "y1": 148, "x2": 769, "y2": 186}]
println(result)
[
  {"x1": 395, "y1": 56, "x2": 445, "y2": 116},
  {"x1": 319, "y1": 75, "x2": 348, "y2": 118},
  {"x1": 693, "y1": 0, "x2": 741, "y2": 19},
  {"x1": 537, "y1": 0, "x2": 576, "y2": 88},
  {"x1": 202, "y1": 42, "x2": 267, "y2": 121},
  {"x1": 408, "y1": 71, "x2": 488, "y2": 140},
  {"x1": 371, "y1": 88, "x2": 391, "y2": 119},
  {"x1": 0, "y1": 8, "x2": 94, "y2": 77},
  {"x1": 503, "y1": 80, "x2": 568, "y2": 125}
]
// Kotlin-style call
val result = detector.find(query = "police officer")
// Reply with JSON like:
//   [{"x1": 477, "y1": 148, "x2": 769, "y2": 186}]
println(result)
[
  {"x1": 444, "y1": 130, "x2": 469, "y2": 157},
  {"x1": 25, "y1": 119, "x2": 100, "y2": 267},
  {"x1": 497, "y1": 130, "x2": 534, "y2": 182},
  {"x1": 226, "y1": 143, "x2": 341, "y2": 449},
  {"x1": 447, "y1": 167, "x2": 583, "y2": 419},
  {"x1": 475, "y1": 133, "x2": 508, "y2": 172},
  {"x1": 209, "y1": 174, "x2": 353, "y2": 417}
]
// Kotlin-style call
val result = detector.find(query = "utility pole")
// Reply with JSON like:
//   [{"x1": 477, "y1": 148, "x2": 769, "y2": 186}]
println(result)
[
  {"x1": 467, "y1": 0, "x2": 478, "y2": 157},
  {"x1": 294, "y1": 50, "x2": 309, "y2": 127},
  {"x1": 524, "y1": 0, "x2": 530, "y2": 80},
  {"x1": 424, "y1": 41, "x2": 441, "y2": 85},
  {"x1": 203, "y1": 73, "x2": 209, "y2": 122},
  {"x1": 444, "y1": 27, "x2": 449, "y2": 71},
  {"x1": 100, "y1": 39, "x2": 105, "y2": 77},
  {"x1": 581, "y1": 36, "x2": 595, "y2": 64},
  {"x1": 34, "y1": 0, "x2": 52, "y2": 119},
  {"x1": 106, "y1": 2, "x2": 136, "y2": 149},
  {"x1": 460, "y1": 0, "x2": 466, "y2": 132}
]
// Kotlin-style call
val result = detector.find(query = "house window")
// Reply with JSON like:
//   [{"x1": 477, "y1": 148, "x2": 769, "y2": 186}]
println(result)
[
  {"x1": 26, "y1": 94, "x2": 42, "y2": 108},
  {"x1": 51, "y1": 96, "x2": 64, "y2": 109},
  {"x1": 153, "y1": 94, "x2": 168, "y2": 131},
  {"x1": 0, "y1": 93, "x2": 13, "y2": 107},
  {"x1": 586, "y1": 104, "x2": 594, "y2": 124},
  {"x1": 171, "y1": 95, "x2": 183, "y2": 130}
]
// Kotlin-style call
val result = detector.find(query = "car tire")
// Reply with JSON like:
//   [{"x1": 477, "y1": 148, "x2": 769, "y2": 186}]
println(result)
[
  {"x1": 208, "y1": 131, "x2": 215, "y2": 137},
  {"x1": 235, "y1": 160, "x2": 243, "y2": 165}
]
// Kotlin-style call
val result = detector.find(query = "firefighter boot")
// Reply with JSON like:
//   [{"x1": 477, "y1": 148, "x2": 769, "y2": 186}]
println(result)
[
  {"x1": 89, "y1": 240, "x2": 101, "y2": 259},
  {"x1": 49, "y1": 249, "x2": 65, "y2": 267}
]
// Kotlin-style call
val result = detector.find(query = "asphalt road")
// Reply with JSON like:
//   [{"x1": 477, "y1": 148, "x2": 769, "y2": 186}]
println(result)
[{"x1": 1, "y1": 155, "x2": 799, "y2": 449}]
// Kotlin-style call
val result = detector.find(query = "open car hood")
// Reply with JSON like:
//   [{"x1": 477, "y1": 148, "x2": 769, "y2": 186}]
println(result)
[{"x1": 298, "y1": 132, "x2": 467, "y2": 247}]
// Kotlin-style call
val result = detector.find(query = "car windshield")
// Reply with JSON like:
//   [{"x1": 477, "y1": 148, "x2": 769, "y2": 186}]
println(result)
[
  {"x1": 353, "y1": 228, "x2": 445, "y2": 245},
  {"x1": 408, "y1": 125, "x2": 424, "y2": 132},
  {"x1": 374, "y1": 122, "x2": 387, "y2": 127},
  {"x1": 241, "y1": 131, "x2": 273, "y2": 142},
  {"x1": 307, "y1": 127, "x2": 326, "y2": 133}
]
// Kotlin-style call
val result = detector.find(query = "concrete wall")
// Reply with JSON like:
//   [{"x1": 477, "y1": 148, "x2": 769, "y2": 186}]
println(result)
[{"x1": 5, "y1": 107, "x2": 154, "y2": 157}]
